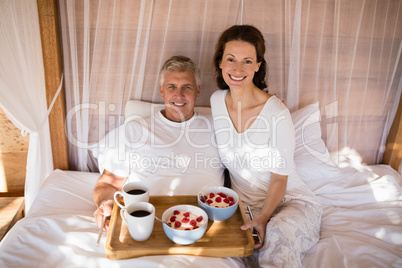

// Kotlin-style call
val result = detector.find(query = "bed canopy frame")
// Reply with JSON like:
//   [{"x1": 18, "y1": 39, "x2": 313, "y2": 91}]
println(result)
[
  {"x1": 37, "y1": 0, "x2": 69, "y2": 171},
  {"x1": 36, "y1": 0, "x2": 402, "y2": 173},
  {"x1": 1, "y1": 2, "x2": 401, "y2": 266}
]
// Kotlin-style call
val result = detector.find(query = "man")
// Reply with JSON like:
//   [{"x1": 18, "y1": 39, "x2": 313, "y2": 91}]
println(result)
[{"x1": 93, "y1": 56, "x2": 225, "y2": 229}]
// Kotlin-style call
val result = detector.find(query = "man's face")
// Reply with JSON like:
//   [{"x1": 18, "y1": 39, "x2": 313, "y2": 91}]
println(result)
[{"x1": 159, "y1": 70, "x2": 200, "y2": 122}]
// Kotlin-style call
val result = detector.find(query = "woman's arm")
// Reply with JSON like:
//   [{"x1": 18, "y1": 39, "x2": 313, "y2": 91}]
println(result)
[{"x1": 241, "y1": 173, "x2": 288, "y2": 249}]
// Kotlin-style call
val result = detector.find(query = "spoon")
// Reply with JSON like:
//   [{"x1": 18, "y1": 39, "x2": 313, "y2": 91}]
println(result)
[
  {"x1": 96, "y1": 214, "x2": 106, "y2": 246},
  {"x1": 155, "y1": 215, "x2": 168, "y2": 225},
  {"x1": 199, "y1": 194, "x2": 210, "y2": 206}
]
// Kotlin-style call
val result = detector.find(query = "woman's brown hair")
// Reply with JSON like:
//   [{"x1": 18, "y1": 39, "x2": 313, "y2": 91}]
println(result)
[{"x1": 213, "y1": 25, "x2": 268, "y2": 90}]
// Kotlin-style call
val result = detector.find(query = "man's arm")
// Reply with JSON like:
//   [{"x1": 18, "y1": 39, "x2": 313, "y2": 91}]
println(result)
[{"x1": 93, "y1": 169, "x2": 126, "y2": 230}]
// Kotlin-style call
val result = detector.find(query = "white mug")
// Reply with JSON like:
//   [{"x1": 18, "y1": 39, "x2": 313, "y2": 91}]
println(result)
[
  {"x1": 114, "y1": 181, "x2": 149, "y2": 209},
  {"x1": 120, "y1": 202, "x2": 155, "y2": 242}
]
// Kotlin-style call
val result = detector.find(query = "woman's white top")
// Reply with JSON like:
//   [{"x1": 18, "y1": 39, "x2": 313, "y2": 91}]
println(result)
[{"x1": 210, "y1": 90, "x2": 319, "y2": 208}]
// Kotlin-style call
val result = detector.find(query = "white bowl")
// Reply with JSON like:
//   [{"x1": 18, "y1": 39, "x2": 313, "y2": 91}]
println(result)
[
  {"x1": 198, "y1": 186, "x2": 239, "y2": 222},
  {"x1": 161, "y1": 204, "x2": 208, "y2": 245}
]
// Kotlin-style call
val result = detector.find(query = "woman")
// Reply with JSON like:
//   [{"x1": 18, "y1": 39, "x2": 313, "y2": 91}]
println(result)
[{"x1": 210, "y1": 25, "x2": 322, "y2": 267}]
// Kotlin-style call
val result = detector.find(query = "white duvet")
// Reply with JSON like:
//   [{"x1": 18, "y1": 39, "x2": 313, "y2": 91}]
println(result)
[
  {"x1": 302, "y1": 154, "x2": 402, "y2": 268},
  {"x1": 0, "y1": 155, "x2": 401, "y2": 267},
  {"x1": 0, "y1": 170, "x2": 241, "y2": 268}
]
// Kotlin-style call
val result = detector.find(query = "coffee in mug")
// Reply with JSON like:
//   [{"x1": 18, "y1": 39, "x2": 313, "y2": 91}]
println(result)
[
  {"x1": 127, "y1": 189, "x2": 146, "y2": 195},
  {"x1": 114, "y1": 181, "x2": 149, "y2": 209},
  {"x1": 120, "y1": 202, "x2": 155, "y2": 242},
  {"x1": 130, "y1": 210, "x2": 151, "y2": 217}
]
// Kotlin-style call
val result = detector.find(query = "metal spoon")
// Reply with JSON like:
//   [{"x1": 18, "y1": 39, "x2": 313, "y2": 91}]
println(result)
[
  {"x1": 96, "y1": 215, "x2": 106, "y2": 246},
  {"x1": 199, "y1": 194, "x2": 210, "y2": 206},
  {"x1": 155, "y1": 215, "x2": 168, "y2": 226}
]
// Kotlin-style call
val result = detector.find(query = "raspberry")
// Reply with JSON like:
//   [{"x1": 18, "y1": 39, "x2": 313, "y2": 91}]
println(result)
[
  {"x1": 209, "y1": 192, "x2": 215, "y2": 198},
  {"x1": 190, "y1": 220, "x2": 197, "y2": 227},
  {"x1": 228, "y1": 197, "x2": 234, "y2": 202},
  {"x1": 167, "y1": 223, "x2": 172, "y2": 227},
  {"x1": 193, "y1": 226, "x2": 199, "y2": 229},
  {"x1": 182, "y1": 217, "x2": 190, "y2": 223},
  {"x1": 218, "y1": 192, "x2": 227, "y2": 198},
  {"x1": 185, "y1": 228, "x2": 191, "y2": 231},
  {"x1": 196, "y1": 216, "x2": 203, "y2": 222},
  {"x1": 207, "y1": 199, "x2": 213, "y2": 204},
  {"x1": 173, "y1": 210, "x2": 180, "y2": 215},
  {"x1": 170, "y1": 216, "x2": 176, "y2": 222},
  {"x1": 183, "y1": 212, "x2": 190, "y2": 217},
  {"x1": 215, "y1": 196, "x2": 222, "y2": 202},
  {"x1": 175, "y1": 221, "x2": 181, "y2": 228},
  {"x1": 223, "y1": 198, "x2": 229, "y2": 203},
  {"x1": 229, "y1": 202, "x2": 235, "y2": 206}
]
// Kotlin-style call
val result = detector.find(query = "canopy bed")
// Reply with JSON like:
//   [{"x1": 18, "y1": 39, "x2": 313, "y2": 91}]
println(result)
[{"x1": 0, "y1": 0, "x2": 401, "y2": 267}]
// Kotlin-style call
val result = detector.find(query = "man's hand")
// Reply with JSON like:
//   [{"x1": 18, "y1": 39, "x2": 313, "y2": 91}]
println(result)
[
  {"x1": 274, "y1": 93, "x2": 287, "y2": 106},
  {"x1": 93, "y1": 170, "x2": 126, "y2": 230},
  {"x1": 94, "y1": 199, "x2": 114, "y2": 231}
]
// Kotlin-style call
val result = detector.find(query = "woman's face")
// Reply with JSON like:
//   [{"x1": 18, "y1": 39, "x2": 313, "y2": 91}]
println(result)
[{"x1": 220, "y1": 40, "x2": 261, "y2": 90}]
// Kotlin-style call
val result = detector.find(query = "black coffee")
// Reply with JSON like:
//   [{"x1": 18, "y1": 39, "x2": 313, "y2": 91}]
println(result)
[
  {"x1": 127, "y1": 189, "x2": 146, "y2": 195},
  {"x1": 130, "y1": 210, "x2": 151, "y2": 217}
]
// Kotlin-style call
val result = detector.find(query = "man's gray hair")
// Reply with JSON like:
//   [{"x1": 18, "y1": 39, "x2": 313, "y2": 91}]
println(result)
[{"x1": 159, "y1": 55, "x2": 201, "y2": 86}]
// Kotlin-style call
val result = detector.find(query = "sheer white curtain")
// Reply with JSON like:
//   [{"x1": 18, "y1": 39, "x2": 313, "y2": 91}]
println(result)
[
  {"x1": 0, "y1": 0, "x2": 53, "y2": 211},
  {"x1": 59, "y1": 0, "x2": 402, "y2": 171}
]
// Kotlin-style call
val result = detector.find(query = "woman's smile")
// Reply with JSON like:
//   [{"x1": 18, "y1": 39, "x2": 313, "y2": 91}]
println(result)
[
  {"x1": 220, "y1": 40, "x2": 261, "y2": 90},
  {"x1": 229, "y1": 74, "x2": 247, "y2": 81}
]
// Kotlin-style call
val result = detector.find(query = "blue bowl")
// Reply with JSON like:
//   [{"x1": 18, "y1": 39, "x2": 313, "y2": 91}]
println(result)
[
  {"x1": 198, "y1": 186, "x2": 239, "y2": 222},
  {"x1": 162, "y1": 205, "x2": 208, "y2": 245}
]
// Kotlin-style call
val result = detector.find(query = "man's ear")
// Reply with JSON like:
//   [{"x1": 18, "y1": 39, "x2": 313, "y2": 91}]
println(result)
[
  {"x1": 159, "y1": 85, "x2": 164, "y2": 98},
  {"x1": 196, "y1": 85, "x2": 201, "y2": 98}
]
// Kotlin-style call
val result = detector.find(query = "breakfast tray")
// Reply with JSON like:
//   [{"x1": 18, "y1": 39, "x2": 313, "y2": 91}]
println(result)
[{"x1": 105, "y1": 195, "x2": 254, "y2": 259}]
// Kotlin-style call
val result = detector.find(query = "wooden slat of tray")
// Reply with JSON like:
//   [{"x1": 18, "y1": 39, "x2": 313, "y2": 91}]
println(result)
[{"x1": 105, "y1": 195, "x2": 254, "y2": 259}]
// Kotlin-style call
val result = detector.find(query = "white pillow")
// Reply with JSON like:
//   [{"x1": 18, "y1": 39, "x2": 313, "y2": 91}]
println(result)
[
  {"x1": 291, "y1": 102, "x2": 341, "y2": 184},
  {"x1": 124, "y1": 100, "x2": 211, "y2": 123},
  {"x1": 98, "y1": 100, "x2": 341, "y2": 187}
]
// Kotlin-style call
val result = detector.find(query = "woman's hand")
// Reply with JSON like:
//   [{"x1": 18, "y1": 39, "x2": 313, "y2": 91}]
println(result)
[
  {"x1": 242, "y1": 174, "x2": 287, "y2": 249},
  {"x1": 241, "y1": 215, "x2": 268, "y2": 249},
  {"x1": 93, "y1": 199, "x2": 114, "y2": 231}
]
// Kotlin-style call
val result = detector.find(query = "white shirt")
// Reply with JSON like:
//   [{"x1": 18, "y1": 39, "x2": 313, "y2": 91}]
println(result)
[
  {"x1": 100, "y1": 108, "x2": 224, "y2": 196},
  {"x1": 210, "y1": 90, "x2": 319, "y2": 208}
]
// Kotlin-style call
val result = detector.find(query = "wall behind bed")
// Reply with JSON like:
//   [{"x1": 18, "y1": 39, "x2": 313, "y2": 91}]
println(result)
[{"x1": 56, "y1": 0, "x2": 402, "y2": 172}]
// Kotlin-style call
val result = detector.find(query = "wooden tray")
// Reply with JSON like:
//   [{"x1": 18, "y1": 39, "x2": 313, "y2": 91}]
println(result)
[{"x1": 105, "y1": 195, "x2": 254, "y2": 259}]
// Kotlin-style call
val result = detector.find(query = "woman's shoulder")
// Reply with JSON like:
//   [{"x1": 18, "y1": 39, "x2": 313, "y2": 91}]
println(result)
[
  {"x1": 264, "y1": 94, "x2": 290, "y2": 115},
  {"x1": 210, "y1": 90, "x2": 228, "y2": 116},
  {"x1": 210, "y1": 89, "x2": 228, "y2": 108},
  {"x1": 211, "y1": 89, "x2": 228, "y2": 100}
]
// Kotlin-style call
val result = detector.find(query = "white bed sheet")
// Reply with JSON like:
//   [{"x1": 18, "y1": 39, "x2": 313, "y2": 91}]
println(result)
[
  {"x1": 0, "y1": 157, "x2": 401, "y2": 267},
  {"x1": 0, "y1": 170, "x2": 242, "y2": 268},
  {"x1": 302, "y1": 154, "x2": 402, "y2": 268}
]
